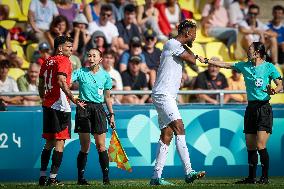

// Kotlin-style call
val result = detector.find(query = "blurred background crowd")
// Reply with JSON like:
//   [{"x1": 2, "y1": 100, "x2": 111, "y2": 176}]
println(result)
[{"x1": 0, "y1": 0, "x2": 283, "y2": 107}]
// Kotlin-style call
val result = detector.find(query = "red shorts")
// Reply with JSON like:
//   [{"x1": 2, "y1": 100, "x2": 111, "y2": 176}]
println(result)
[{"x1": 42, "y1": 127, "x2": 70, "y2": 140}]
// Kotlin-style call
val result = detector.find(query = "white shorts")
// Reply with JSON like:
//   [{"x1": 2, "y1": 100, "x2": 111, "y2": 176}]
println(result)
[{"x1": 152, "y1": 94, "x2": 181, "y2": 130}]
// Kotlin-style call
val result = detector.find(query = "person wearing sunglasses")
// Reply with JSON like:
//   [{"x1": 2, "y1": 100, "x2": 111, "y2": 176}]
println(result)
[{"x1": 239, "y1": 4, "x2": 278, "y2": 64}]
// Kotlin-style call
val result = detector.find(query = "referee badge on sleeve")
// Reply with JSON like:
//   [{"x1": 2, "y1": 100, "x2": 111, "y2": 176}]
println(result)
[
  {"x1": 98, "y1": 88, "x2": 104, "y2": 96},
  {"x1": 255, "y1": 78, "x2": 264, "y2": 88}
]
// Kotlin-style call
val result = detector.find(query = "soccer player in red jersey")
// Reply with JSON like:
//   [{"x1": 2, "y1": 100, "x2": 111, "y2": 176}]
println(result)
[{"x1": 38, "y1": 36, "x2": 85, "y2": 186}]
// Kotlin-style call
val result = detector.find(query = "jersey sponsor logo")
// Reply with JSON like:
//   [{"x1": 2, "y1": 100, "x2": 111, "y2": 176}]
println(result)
[{"x1": 255, "y1": 78, "x2": 264, "y2": 88}]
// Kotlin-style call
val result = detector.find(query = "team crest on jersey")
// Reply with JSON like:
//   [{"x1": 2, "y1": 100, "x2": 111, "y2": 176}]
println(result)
[{"x1": 255, "y1": 78, "x2": 264, "y2": 87}]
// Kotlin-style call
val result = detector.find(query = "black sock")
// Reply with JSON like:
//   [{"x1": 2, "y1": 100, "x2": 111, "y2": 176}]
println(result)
[
  {"x1": 77, "y1": 151, "x2": 88, "y2": 180},
  {"x1": 248, "y1": 150, "x2": 258, "y2": 179},
  {"x1": 258, "y1": 148, "x2": 269, "y2": 178},
  {"x1": 98, "y1": 150, "x2": 109, "y2": 180},
  {"x1": 40, "y1": 149, "x2": 52, "y2": 173},
  {"x1": 50, "y1": 150, "x2": 63, "y2": 176}
]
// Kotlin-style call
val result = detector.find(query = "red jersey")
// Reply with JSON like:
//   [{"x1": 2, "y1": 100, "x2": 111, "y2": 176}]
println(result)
[{"x1": 39, "y1": 55, "x2": 72, "y2": 112}]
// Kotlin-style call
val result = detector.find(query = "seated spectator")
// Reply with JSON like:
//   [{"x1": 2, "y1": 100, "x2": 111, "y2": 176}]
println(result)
[
  {"x1": 121, "y1": 55, "x2": 149, "y2": 104},
  {"x1": 101, "y1": 49, "x2": 123, "y2": 102},
  {"x1": 201, "y1": 0, "x2": 237, "y2": 49},
  {"x1": 0, "y1": 60, "x2": 22, "y2": 105},
  {"x1": 142, "y1": 29, "x2": 161, "y2": 88},
  {"x1": 119, "y1": 36, "x2": 148, "y2": 73},
  {"x1": 109, "y1": 0, "x2": 128, "y2": 23},
  {"x1": 17, "y1": 63, "x2": 41, "y2": 106},
  {"x1": 228, "y1": 0, "x2": 253, "y2": 27},
  {"x1": 28, "y1": 0, "x2": 59, "y2": 42},
  {"x1": 267, "y1": 5, "x2": 284, "y2": 65},
  {"x1": 85, "y1": 0, "x2": 101, "y2": 23},
  {"x1": 88, "y1": 4, "x2": 119, "y2": 51},
  {"x1": 7, "y1": 51, "x2": 23, "y2": 69},
  {"x1": 45, "y1": 15, "x2": 70, "y2": 49},
  {"x1": 194, "y1": 57, "x2": 229, "y2": 104},
  {"x1": 70, "y1": 13, "x2": 91, "y2": 58},
  {"x1": 0, "y1": 5, "x2": 11, "y2": 51},
  {"x1": 226, "y1": 69, "x2": 247, "y2": 103},
  {"x1": 164, "y1": 0, "x2": 181, "y2": 32},
  {"x1": 56, "y1": 0, "x2": 80, "y2": 28},
  {"x1": 239, "y1": 4, "x2": 278, "y2": 64},
  {"x1": 116, "y1": 4, "x2": 141, "y2": 54},
  {"x1": 33, "y1": 42, "x2": 51, "y2": 66}
]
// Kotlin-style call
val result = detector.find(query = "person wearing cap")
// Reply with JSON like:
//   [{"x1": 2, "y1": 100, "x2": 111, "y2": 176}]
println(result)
[
  {"x1": 150, "y1": 20, "x2": 205, "y2": 185},
  {"x1": 72, "y1": 48, "x2": 115, "y2": 185},
  {"x1": 121, "y1": 55, "x2": 149, "y2": 104},
  {"x1": 119, "y1": 36, "x2": 147, "y2": 73},
  {"x1": 45, "y1": 15, "x2": 70, "y2": 49},
  {"x1": 88, "y1": 4, "x2": 119, "y2": 50},
  {"x1": 70, "y1": 13, "x2": 91, "y2": 58},
  {"x1": 116, "y1": 4, "x2": 141, "y2": 54},
  {"x1": 143, "y1": 29, "x2": 162, "y2": 88},
  {"x1": 38, "y1": 36, "x2": 85, "y2": 186},
  {"x1": 86, "y1": 30, "x2": 108, "y2": 54},
  {"x1": 35, "y1": 42, "x2": 51, "y2": 66},
  {"x1": 28, "y1": 0, "x2": 59, "y2": 42},
  {"x1": 0, "y1": 60, "x2": 22, "y2": 105}
]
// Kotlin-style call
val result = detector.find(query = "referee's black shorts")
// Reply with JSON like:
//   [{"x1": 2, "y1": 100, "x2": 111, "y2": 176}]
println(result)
[
  {"x1": 75, "y1": 102, "x2": 108, "y2": 135},
  {"x1": 244, "y1": 100, "x2": 273, "y2": 134}
]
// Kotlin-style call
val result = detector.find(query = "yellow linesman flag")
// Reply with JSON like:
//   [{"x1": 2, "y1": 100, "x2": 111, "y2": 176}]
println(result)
[{"x1": 108, "y1": 130, "x2": 132, "y2": 172}]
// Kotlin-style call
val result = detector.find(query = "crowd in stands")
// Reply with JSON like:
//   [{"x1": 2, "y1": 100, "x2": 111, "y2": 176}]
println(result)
[{"x1": 0, "y1": 0, "x2": 284, "y2": 107}]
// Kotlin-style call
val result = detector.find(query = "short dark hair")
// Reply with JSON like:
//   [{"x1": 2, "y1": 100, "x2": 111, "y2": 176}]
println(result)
[
  {"x1": 49, "y1": 15, "x2": 69, "y2": 36},
  {"x1": 177, "y1": 19, "x2": 196, "y2": 34},
  {"x1": 88, "y1": 48, "x2": 102, "y2": 57},
  {"x1": 273, "y1": 5, "x2": 284, "y2": 13},
  {"x1": 0, "y1": 59, "x2": 10, "y2": 68},
  {"x1": 103, "y1": 49, "x2": 116, "y2": 58},
  {"x1": 251, "y1": 42, "x2": 269, "y2": 60},
  {"x1": 53, "y1": 35, "x2": 73, "y2": 53},
  {"x1": 101, "y1": 4, "x2": 113, "y2": 13},
  {"x1": 249, "y1": 4, "x2": 260, "y2": 11},
  {"x1": 124, "y1": 4, "x2": 136, "y2": 13}
]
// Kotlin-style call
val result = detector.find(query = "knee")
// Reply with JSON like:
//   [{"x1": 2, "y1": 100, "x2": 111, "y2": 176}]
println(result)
[
  {"x1": 81, "y1": 144, "x2": 90, "y2": 153},
  {"x1": 96, "y1": 144, "x2": 106, "y2": 152},
  {"x1": 257, "y1": 142, "x2": 266, "y2": 150},
  {"x1": 160, "y1": 133, "x2": 173, "y2": 145},
  {"x1": 246, "y1": 143, "x2": 257, "y2": 150}
]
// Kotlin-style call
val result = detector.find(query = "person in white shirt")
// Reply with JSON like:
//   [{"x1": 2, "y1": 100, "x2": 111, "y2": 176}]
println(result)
[{"x1": 150, "y1": 20, "x2": 205, "y2": 186}]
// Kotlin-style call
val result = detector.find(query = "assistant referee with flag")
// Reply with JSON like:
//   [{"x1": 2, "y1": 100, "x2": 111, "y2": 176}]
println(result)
[{"x1": 72, "y1": 48, "x2": 115, "y2": 185}]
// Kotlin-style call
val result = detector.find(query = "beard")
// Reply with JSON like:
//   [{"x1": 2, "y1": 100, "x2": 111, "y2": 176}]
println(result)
[{"x1": 186, "y1": 40, "x2": 193, "y2": 48}]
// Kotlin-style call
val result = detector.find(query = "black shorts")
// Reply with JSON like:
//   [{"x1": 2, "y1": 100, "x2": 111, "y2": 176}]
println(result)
[
  {"x1": 42, "y1": 106, "x2": 71, "y2": 139},
  {"x1": 75, "y1": 102, "x2": 108, "y2": 135},
  {"x1": 244, "y1": 100, "x2": 273, "y2": 134}
]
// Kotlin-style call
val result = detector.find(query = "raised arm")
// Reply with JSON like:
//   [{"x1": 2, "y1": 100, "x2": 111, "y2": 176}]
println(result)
[{"x1": 197, "y1": 56, "x2": 234, "y2": 69}]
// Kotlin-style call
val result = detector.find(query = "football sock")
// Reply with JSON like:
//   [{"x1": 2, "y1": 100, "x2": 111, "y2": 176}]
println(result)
[
  {"x1": 152, "y1": 140, "x2": 169, "y2": 179},
  {"x1": 258, "y1": 148, "x2": 269, "y2": 178},
  {"x1": 176, "y1": 135, "x2": 192, "y2": 175},
  {"x1": 248, "y1": 150, "x2": 258, "y2": 179},
  {"x1": 98, "y1": 150, "x2": 109, "y2": 180},
  {"x1": 50, "y1": 150, "x2": 63, "y2": 178},
  {"x1": 40, "y1": 148, "x2": 52, "y2": 177},
  {"x1": 77, "y1": 151, "x2": 88, "y2": 180}
]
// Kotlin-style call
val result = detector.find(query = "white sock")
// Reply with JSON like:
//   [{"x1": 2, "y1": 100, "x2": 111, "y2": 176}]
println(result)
[
  {"x1": 152, "y1": 140, "x2": 169, "y2": 179},
  {"x1": 176, "y1": 135, "x2": 193, "y2": 175}
]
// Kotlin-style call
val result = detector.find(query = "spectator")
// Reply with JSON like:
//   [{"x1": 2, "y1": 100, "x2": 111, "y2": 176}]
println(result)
[
  {"x1": 85, "y1": 0, "x2": 101, "y2": 23},
  {"x1": 17, "y1": 63, "x2": 41, "y2": 106},
  {"x1": 239, "y1": 4, "x2": 278, "y2": 64},
  {"x1": 0, "y1": 5, "x2": 11, "y2": 51},
  {"x1": 201, "y1": 0, "x2": 237, "y2": 48},
  {"x1": 28, "y1": 0, "x2": 59, "y2": 42},
  {"x1": 56, "y1": 0, "x2": 80, "y2": 28},
  {"x1": 228, "y1": 0, "x2": 253, "y2": 27},
  {"x1": 121, "y1": 55, "x2": 149, "y2": 104},
  {"x1": 86, "y1": 30, "x2": 108, "y2": 54},
  {"x1": 70, "y1": 13, "x2": 91, "y2": 58},
  {"x1": 194, "y1": 57, "x2": 229, "y2": 104},
  {"x1": 116, "y1": 4, "x2": 141, "y2": 54},
  {"x1": 109, "y1": 0, "x2": 128, "y2": 23},
  {"x1": 164, "y1": 0, "x2": 181, "y2": 31},
  {"x1": 34, "y1": 42, "x2": 51, "y2": 66},
  {"x1": 142, "y1": 29, "x2": 161, "y2": 88},
  {"x1": 119, "y1": 36, "x2": 148, "y2": 73},
  {"x1": 88, "y1": 4, "x2": 119, "y2": 51},
  {"x1": 45, "y1": 15, "x2": 70, "y2": 49},
  {"x1": 267, "y1": 5, "x2": 284, "y2": 65},
  {"x1": 227, "y1": 69, "x2": 247, "y2": 103},
  {"x1": 0, "y1": 60, "x2": 22, "y2": 104}
]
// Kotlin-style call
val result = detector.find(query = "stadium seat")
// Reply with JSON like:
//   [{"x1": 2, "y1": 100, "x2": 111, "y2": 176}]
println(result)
[
  {"x1": 220, "y1": 68, "x2": 232, "y2": 78},
  {"x1": 178, "y1": 0, "x2": 202, "y2": 20},
  {"x1": 8, "y1": 68, "x2": 25, "y2": 81},
  {"x1": 22, "y1": 0, "x2": 32, "y2": 17},
  {"x1": 205, "y1": 42, "x2": 234, "y2": 62},
  {"x1": 184, "y1": 64, "x2": 205, "y2": 78},
  {"x1": 190, "y1": 42, "x2": 206, "y2": 66},
  {"x1": 74, "y1": 0, "x2": 93, "y2": 4},
  {"x1": 26, "y1": 43, "x2": 38, "y2": 62},
  {"x1": 270, "y1": 93, "x2": 284, "y2": 104},
  {"x1": 195, "y1": 29, "x2": 217, "y2": 43},
  {"x1": 0, "y1": 20, "x2": 16, "y2": 30},
  {"x1": 1, "y1": 0, "x2": 27, "y2": 21}
]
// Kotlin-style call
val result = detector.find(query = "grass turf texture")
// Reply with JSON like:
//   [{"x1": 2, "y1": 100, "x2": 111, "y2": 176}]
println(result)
[{"x1": 1, "y1": 177, "x2": 284, "y2": 189}]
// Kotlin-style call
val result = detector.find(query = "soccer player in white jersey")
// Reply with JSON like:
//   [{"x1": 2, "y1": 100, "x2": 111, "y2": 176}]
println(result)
[{"x1": 150, "y1": 20, "x2": 205, "y2": 185}]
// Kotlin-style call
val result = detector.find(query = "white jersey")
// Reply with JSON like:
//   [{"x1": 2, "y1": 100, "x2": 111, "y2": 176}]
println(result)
[{"x1": 152, "y1": 38, "x2": 185, "y2": 97}]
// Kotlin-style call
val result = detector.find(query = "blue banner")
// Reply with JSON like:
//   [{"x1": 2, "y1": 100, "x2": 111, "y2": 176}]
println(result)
[{"x1": 0, "y1": 104, "x2": 284, "y2": 181}]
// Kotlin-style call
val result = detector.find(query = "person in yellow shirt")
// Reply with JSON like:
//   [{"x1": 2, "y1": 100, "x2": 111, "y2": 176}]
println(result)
[{"x1": 226, "y1": 69, "x2": 247, "y2": 103}]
